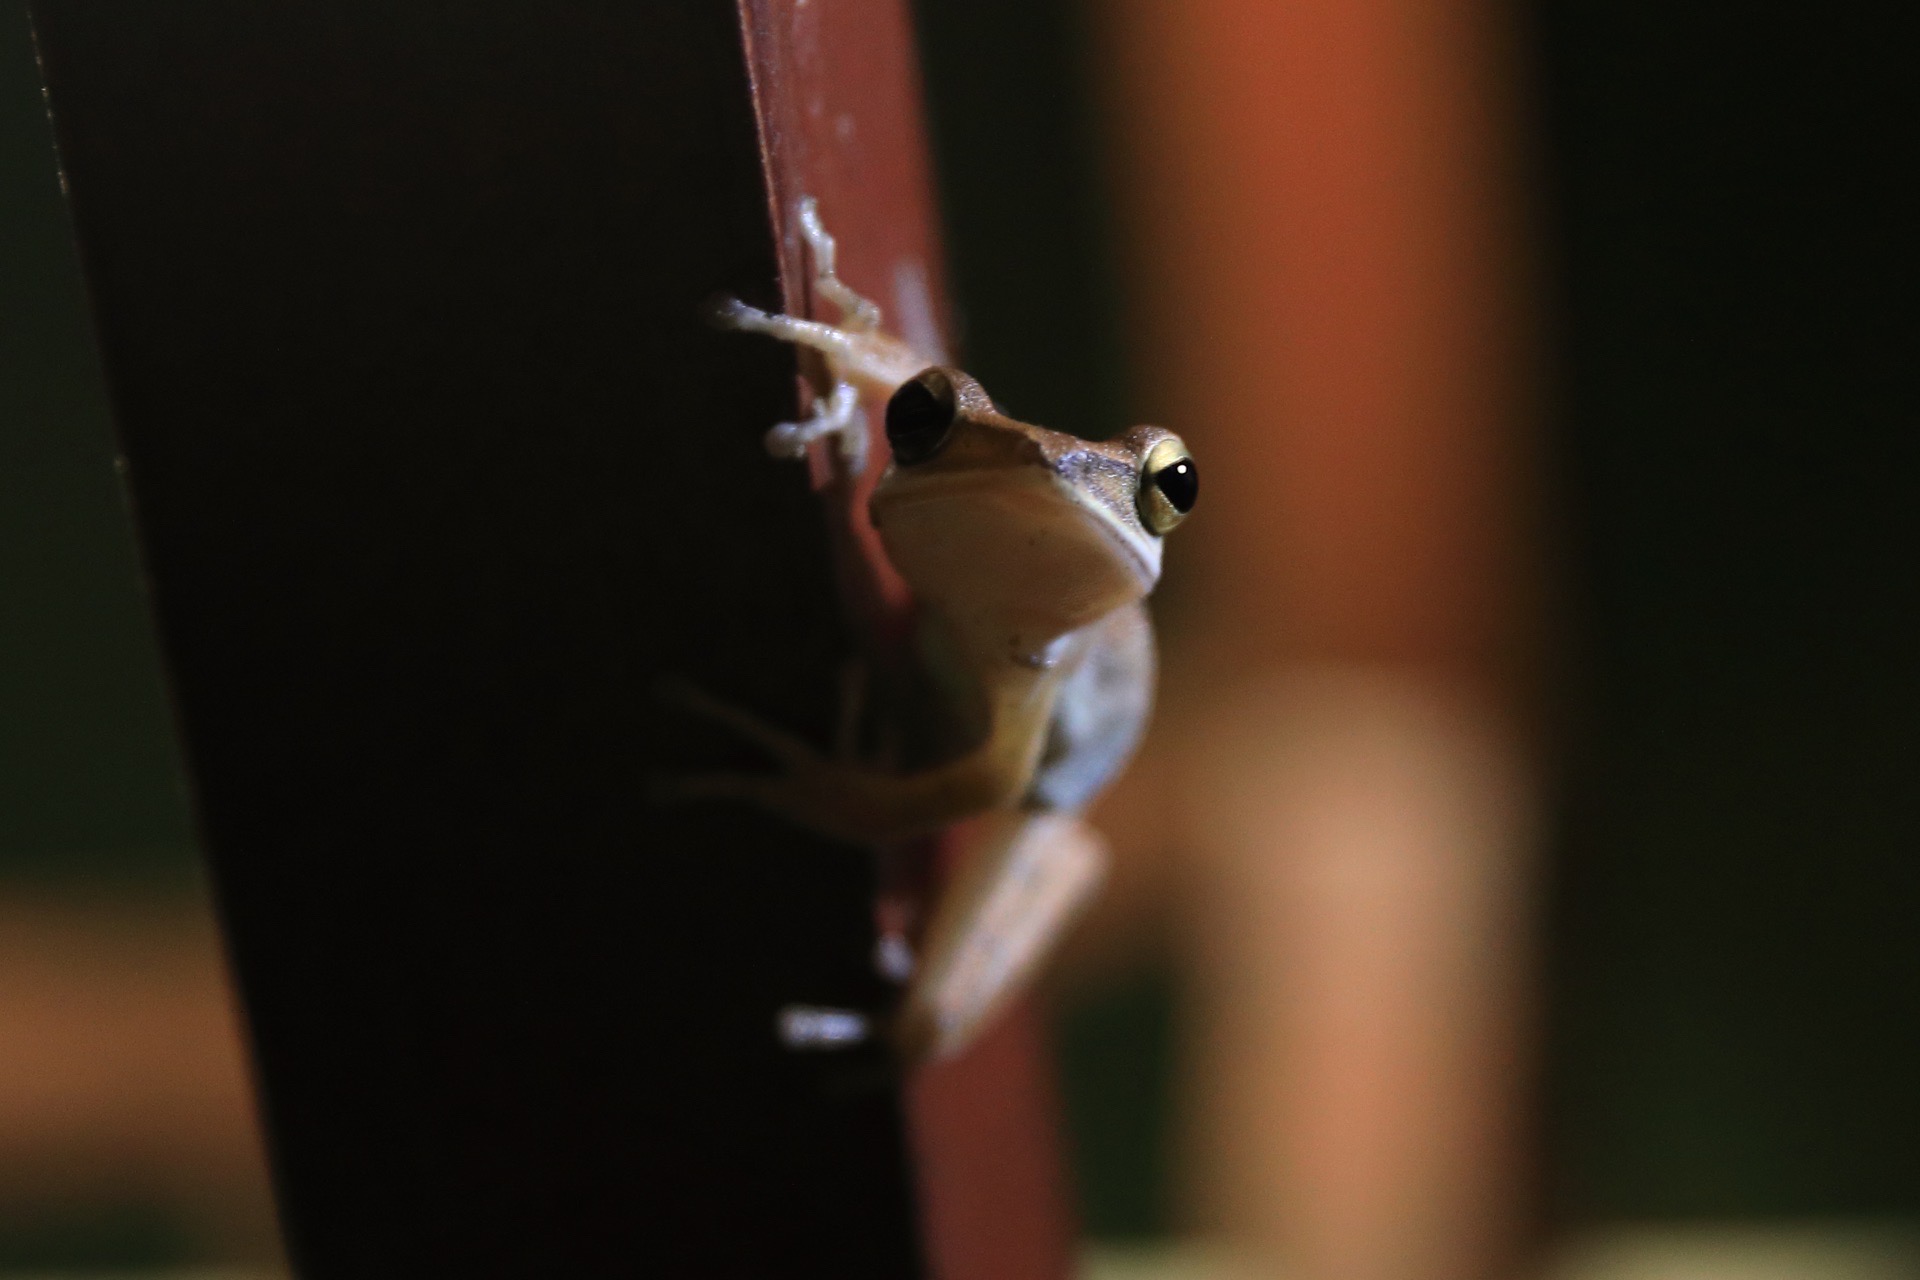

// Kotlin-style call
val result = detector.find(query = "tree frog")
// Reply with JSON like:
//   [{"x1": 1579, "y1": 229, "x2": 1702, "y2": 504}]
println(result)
[{"x1": 679, "y1": 200, "x2": 1197, "y2": 1062}]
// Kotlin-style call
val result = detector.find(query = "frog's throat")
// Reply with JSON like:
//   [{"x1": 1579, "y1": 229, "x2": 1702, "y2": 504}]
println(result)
[{"x1": 872, "y1": 468, "x2": 1160, "y2": 646}]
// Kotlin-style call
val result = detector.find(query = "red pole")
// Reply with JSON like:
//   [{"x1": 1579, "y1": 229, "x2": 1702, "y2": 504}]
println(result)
[{"x1": 738, "y1": 4, "x2": 1080, "y2": 1276}]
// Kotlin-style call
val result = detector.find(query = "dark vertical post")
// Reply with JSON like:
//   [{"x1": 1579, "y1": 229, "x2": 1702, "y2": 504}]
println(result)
[
  {"x1": 29, "y1": 0, "x2": 1076, "y2": 1274},
  {"x1": 22, "y1": 0, "x2": 989, "y2": 1273}
]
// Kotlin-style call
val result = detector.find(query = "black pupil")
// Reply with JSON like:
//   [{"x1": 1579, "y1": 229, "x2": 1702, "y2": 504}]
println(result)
[
  {"x1": 885, "y1": 378, "x2": 955, "y2": 464},
  {"x1": 1152, "y1": 457, "x2": 1198, "y2": 513}
]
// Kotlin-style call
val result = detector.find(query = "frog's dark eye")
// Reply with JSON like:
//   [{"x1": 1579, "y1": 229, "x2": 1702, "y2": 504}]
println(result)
[
  {"x1": 1138, "y1": 436, "x2": 1198, "y2": 535},
  {"x1": 885, "y1": 369, "x2": 958, "y2": 466}
]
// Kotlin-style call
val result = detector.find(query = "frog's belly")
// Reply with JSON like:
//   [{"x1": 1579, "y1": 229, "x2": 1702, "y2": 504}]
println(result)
[{"x1": 1026, "y1": 604, "x2": 1156, "y2": 813}]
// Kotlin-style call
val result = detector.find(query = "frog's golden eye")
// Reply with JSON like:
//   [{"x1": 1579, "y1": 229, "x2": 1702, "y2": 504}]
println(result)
[
  {"x1": 1138, "y1": 436, "x2": 1198, "y2": 535},
  {"x1": 886, "y1": 369, "x2": 958, "y2": 466}
]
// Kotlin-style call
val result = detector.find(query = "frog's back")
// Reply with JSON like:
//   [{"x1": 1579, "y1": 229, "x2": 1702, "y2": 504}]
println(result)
[{"x1": 1026, "y1": 604, "x2": 1156, "y2": 813}]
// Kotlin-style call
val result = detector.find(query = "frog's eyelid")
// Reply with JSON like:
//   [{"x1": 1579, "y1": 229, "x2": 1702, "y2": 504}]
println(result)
[{"x1": 1137, "y1": 437, "x2": 1197, "y2": 534}]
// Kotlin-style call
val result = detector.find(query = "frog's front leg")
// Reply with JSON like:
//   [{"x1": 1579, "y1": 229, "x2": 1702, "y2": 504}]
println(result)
[
  {"x1": 710, "y1": 301, "x2": 871, "y2": 471},
  {"x1": 713, "y1": 198, "x2": 933, "y2": 473},
  {"x1": 792, "y1": 195, "x2": 881, "y2": 334},
  {"x1": 653, "y1": 679, "x2": 1039, "y2": 846}
]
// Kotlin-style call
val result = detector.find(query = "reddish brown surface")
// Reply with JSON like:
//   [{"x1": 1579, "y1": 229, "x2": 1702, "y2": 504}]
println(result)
[
  {"x1": 735, "y1": 3, "x2": 1080, "y2": 1277},
  {"x1": 737, "y1": 0, "x2": 938, "y2": 630},
  {"x1": 909, "y1": 1005, "x2": 1080, "y2": 1280},
  {"x1": 1104, "y1": 0, "x2": 1536, "y2": 680},
  {"x1": 1096, "y1": 1, "x2": 1539, "y2": 1275}
]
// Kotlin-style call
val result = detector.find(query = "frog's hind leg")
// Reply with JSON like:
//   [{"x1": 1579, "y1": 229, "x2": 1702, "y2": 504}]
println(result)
[
  {"x1": 652, "y1": 680, "x2": 1104, "y2": 1062},
  {"x1": 894, "y1": 812, "x2": 1109, "y2": 1063},
  {"x1": 776, "y1": 813, "x2": 1112, "y2": 1065}
]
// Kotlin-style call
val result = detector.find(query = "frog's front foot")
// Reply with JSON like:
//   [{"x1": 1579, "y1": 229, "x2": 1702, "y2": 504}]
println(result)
[
  {"x1": 650, "y1": 677, "x2": 1010, "y2": 845},
  {"x1": 648, "y1": 676, "x2": 877, "y2": 840},
  {"x1": 709, "y1": 298, "x2": 869, "y2": 472},
  {"x1": 767, "y1": 379, "x2": 867, "y2": 472},
  {"x1": 709, "y1": 198, "x2": 938, "y2": 475}
]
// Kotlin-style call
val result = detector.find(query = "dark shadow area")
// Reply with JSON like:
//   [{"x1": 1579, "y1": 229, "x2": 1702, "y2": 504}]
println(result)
[{"x1": 1533, "y1": 0, "x2": 1919, "y2": 1219}]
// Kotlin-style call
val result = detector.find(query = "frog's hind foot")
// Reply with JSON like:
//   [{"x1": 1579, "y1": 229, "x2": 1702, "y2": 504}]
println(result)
[
  {"x1": 778, "y1": 1004, "x2": 874, "y2": 1050},
  {"x1": 779, "y1": 1004, "x2": 904, "y2": 1093}
]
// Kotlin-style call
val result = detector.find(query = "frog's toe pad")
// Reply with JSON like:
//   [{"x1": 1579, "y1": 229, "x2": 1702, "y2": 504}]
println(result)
[
  {"x1": 705, "y1": 293, "x2": 763, "y2": 329},
  {"x1": 778, "y1": 1004, "x2": 873, "y2": 1050}
]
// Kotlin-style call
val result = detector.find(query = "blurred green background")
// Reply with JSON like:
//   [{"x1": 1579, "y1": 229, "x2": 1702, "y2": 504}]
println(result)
[
  {"x1": 4, "y1": 0, "x2": 1916, "y2": 1269},
  {"x1": 1, "y1": 7, "x2": 197, "y2": 891},
  {"x1": 3, "y1": 11, "x2": 216, "y2": 1268}
]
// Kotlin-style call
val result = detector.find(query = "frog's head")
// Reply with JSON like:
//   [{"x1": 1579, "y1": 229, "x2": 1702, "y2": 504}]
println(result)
[{"x1": 869, "y1": 367, "x2": 1197, "y2": 647}]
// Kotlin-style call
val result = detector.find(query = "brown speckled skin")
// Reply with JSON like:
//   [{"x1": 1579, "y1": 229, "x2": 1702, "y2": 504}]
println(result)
[
  {"x1": 854, "y1": 368, "x2": 1185, "y2": 1058},
  {"x1": 692, "y1": 324, "x2": 1191, "y2": 1060},
  {"x1": 874, "y1": 368, "x2": 1184, "y2": 589},
  {"x1": 863, "y1": 367, "x2": 1177, "y2": 822}
]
